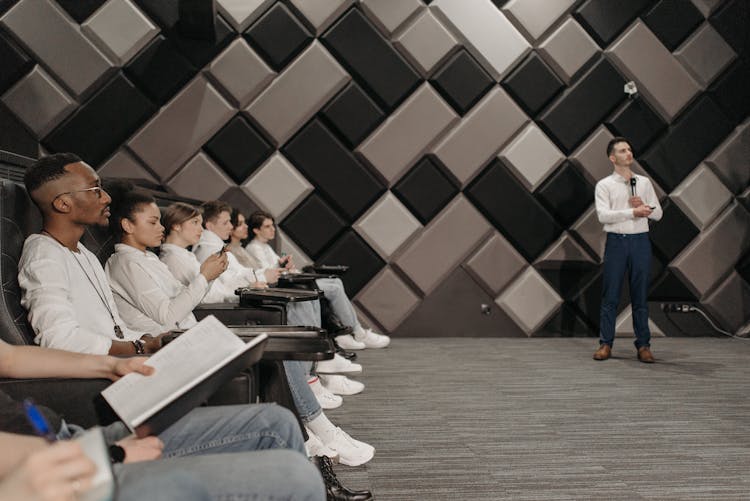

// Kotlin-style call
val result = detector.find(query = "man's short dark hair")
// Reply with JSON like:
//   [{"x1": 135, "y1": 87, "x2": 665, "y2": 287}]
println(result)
[
  {"x1": 248, "y1": 210, "x2": 273, "y2": 232},
  {"x1": 606, "y1": 137, "x2": 632, "y2": 157},
  {"x1": 200, "y1": 200, "x2": 232, "y2": 226},
  {"x1": 24, "y1": 153, "x2": 82, "y2": 194}
]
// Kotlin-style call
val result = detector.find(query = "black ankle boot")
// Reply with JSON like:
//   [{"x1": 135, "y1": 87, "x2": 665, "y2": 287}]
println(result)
[
  {"x1": 313, "y1": 456, "x2": 373, "y2": 501},
  {"x1": 332, "y1": 338, "x2": 357, "y2": 361}
]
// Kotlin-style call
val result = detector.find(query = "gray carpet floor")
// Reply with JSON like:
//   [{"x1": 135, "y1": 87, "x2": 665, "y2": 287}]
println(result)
[{"x1": 328, "y1": 337, "x2": 750, "y2": 500}]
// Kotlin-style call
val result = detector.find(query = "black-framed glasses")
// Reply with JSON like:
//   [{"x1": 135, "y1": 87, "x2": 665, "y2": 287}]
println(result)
[{"x1": 53, "y1": 186, "x2": 104, "y2": 200}]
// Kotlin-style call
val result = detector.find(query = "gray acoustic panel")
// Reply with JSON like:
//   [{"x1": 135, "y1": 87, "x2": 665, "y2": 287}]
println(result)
[
  {"x1": 128, "y1": 76, "x2": 235, "y2": 180},
  {"x1": 81, "y1": 0, "x2": 159, "y2": 66},
  {"x1": 538, "y1": 17, "x2": 600, "y2": 83},
  {"x1": 464, "y1": 232, "x2": 528, "y2": 296},
  {"x1": 288, "y1": 0, "x2": 354, "y2": 36},
  {"x1": 499, "y1": 122, "x2": 565, "y2": 191},
  {"x1": 615, "y1": 306, "x2": 665, "y2": 338},
  {"x1": 166, "y1": 151, "x2": 235, "y2": 201},
  {"x1": 1, "y1": 0, "x2": 114, "y2": 98},
  {"x1": 606, "y1": 21, "x2": 701, "y2": 121},
  {"x1": 670, "y1": 163, "x2": 733, "y2": 230},
  {"x1": 245, "y1": 41, "x2": 349, "y2": 146},
  {"x1": 97, "y1": 148, "x2": 157, "y2": 182},
  {"x1": 670, "y1": 202, "x2": 750, "y2": 298},
  {"x1": 431, "y1": 0, "x2": 530, "y2": 80},
  {"x1": 393, "y1": 9, "x2": 458, "y2": 77},
  {"x1": 432, "y1": 87, "x2": 528, "y2": 186},
  {"x1": 216, "y1": 0, "x2": 274, "y2": 32},
  {"x1": 354, "y1": 191, "x2": 422, "y2": 259},
  {"x1": 502, "y1": 0, "x2": 577, "y2": 41},
  {"x1": 675, "y1": 23, "x2": 736, "y2": 88},
  {"x1": 496, "y1": 266, "x2": 563, "y2": 335},
  {"x1": 358, "y1": 82, "x2": 458, "y2": 185},
  {"x1": 277, "y1": 228, "x2": 312, "y2": 270},
  {"x1": 356, "y1": 266, "x2": 421, "y2": 332},
  {"x1": 392, "y1": 266, "x2": 527, "y2": 337},
  {"x1": 242, "y1": 152, "x2": 313, "y2": 220},
  {"x1": 570, "y1": 205, "x2": 605, "y2": 262},
  {"x1": 360, "y1": 0, "x2": 422, "y2": 36},
  {"x1": 704, "y1": 121, "x2": 750, "y2": 194},
  {"x1": 207, "y1": 38, "x2": 276, "y2": 108},
  {"x1": 395, "y1": 195, "x2": 492, "y2": 295},
  {"x1": 1, "y1": 65, "x2": 75, "y2": 137}
]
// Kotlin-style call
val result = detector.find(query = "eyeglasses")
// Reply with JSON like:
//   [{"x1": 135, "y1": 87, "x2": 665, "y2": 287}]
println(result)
[{"x1": 53, "y1": 186, "x2": 104, "y2": 200}]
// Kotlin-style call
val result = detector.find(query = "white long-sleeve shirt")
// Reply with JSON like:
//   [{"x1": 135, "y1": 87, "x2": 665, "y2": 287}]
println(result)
[
  {"x1": 594, "y1": 172, "x2": 663, "y2": 234},
  {"x1": 18, "y1": 234, "x2": 143, "y2": 354},
  {"x1": 245, "y1": 239, "x2": 282, "y2": 269},
  {"x1": 106, "y1": 243, "x2": 208, "y2": 332}
]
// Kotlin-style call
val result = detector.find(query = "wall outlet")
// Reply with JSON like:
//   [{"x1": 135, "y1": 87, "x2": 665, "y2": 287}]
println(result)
[{"x1": 660, "y1": 303, "x2": 694, "y2": 313}]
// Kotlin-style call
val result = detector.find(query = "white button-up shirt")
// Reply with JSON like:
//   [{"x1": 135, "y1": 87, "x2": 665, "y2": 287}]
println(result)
[
  {"x1": 18, "y1": 234, "x2": 143, "y2": 354},
  {"x1": 106, "y1": 243, "x2": 208, "y2": 332},
  {"x1": 594, "y1": 172, "x2": 663, "y2": 234},
  {"x1": 246, "y1": 239, "x2": 281, "y2": 269}
]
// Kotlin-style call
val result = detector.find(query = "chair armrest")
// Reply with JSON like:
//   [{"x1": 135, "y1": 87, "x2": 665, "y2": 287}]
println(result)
[
  {"x1": 0, "y1": 378, "x2": 114, "y2": 428},
  {"x1": 235, "y1": 288, "x2": 320, "y2": 308}
]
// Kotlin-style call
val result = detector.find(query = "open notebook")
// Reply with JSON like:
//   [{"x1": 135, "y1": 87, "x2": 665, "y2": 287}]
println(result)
[{"x1": 101, "y1": 315, "x2": 267, "y2": 437}]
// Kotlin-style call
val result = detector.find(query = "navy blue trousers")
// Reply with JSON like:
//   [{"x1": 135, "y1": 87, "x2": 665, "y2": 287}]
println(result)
[{"x1": 599, "y1": 232, "x2": 651, "y2": 348}]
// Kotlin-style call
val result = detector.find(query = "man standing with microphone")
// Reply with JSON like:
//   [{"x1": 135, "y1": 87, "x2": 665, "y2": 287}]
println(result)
[{"x1": 593, "y1": 137, "x2": 662, "y2": 363}]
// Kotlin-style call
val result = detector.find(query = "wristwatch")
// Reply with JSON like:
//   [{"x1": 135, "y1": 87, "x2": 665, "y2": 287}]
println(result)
[
  {"x1": 108, "y1": 444, "x2": 125, "y2": 464},
  {"x1": 132, "y1": 338, "x2": 145, "y2": 355}
]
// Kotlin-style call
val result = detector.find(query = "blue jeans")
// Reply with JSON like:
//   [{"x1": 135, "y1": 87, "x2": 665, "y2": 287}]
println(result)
[
  {"x1": 61, "y1": 405, "x2": 325, "y2": 500},
  {"x1": 599, "y1": 232, "x2": 652, "y2": 349},
  {"x1": 315, "y1": 278, "x2": 360, "y2": 330},
  {"x1": 284, "y1": 361, "x2": 322, "y2": 423},
  {"x1": 287, "y1": 300, "x2": 321, "y2": 327}
]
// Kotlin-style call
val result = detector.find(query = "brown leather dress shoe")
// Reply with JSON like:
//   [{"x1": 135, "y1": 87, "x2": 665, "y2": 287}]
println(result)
[
  {"x1": 637, "y1": 346, "x2": 655, "y2": 363},
  {"x1": 593, "y1": 344, "x2": 611, "y2": 360}
]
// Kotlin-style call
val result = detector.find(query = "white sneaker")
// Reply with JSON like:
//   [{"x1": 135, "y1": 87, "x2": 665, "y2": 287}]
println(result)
[
  {"x1": 335, "y1": 334, "x2": 366, "y2": 350},
  {"x1": 309, "y1": 377, "x2": 343, "y2": 409},
  {"x1": 355, "y1": 328, "x2": 390, "y2": 349},
  {"x1": 305, "y1": 429, "x2": 339, "y2": 461},
  {"x1": 316, "y1": 354, "x2": 362, "y2": 375},
  {"x1": 321, "y1": 427, "x2": 375, "y2": 467},
  {"x1": 320, "y1": 374, "x2": 365, "y2": 396}
]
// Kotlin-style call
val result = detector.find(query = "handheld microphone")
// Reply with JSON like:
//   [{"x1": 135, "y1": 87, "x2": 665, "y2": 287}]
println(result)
[{"x1": 630, "y1": 177, "x2": 637, "y2": 196}]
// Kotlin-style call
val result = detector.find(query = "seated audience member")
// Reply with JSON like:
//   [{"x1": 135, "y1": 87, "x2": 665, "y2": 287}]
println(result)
[
  {"x1": 246, "y1": 211, "x2": 390, "y2": 351},
  {"x1": 155, "y1": 201, "x2": 375, "y2": 465},
  {"x1": 0, "y1": 338, "x2": 325, "y2": 500},
  {"x1": 190, "y1": 201, "x2": 361, "y2": 377},
  {"x1": 16, "y1": 154, "x2": 375, "y2": 475},
  {"x1": 226, "y1": 209, "x2": 263, "y2": 269}
]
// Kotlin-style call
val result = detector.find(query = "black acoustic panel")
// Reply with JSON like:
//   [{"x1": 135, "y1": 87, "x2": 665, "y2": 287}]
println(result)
[
  {"x1": 649, "y1": 270, "x2": 698, "y2": 301},
  {"x1": 640, "y1": 96, "x2": 735, "y2": 191},
  {"x1": 648, "y1": 198, "x2": 699, "y2": 262},
  {"x1": 491, "y1": 0, "x2": 510, "y2": 7},
  {"x1": 0, "y1": 0, "x2": 20, "y2": 16},
  {"x1": 538, "y1": 57, "x2": 626, "y2": 154},
  {"x1": 0, "y1": 101, "x2": 37, "y2": 158},
  {"x1": 54, "y1": 0, "x2": 107, "y2": 23},
  {"x1": 316, "y1": 230, "x2": 385, "y2": 297},
  {"x1": 319, "y1": 82, "x2": 385, "y2": 148},
  {"x1": 321, "y1": 7, "x2": 421, "y2": 110},
  {"x1": 574, "y1": 0, "x2": 655, "y2": 46},
  {"x1": 134, "y1": 0, "x2": 235, "y2": 69},
  {"x1": 282, "y1": 119, "x2": 386, "y2": 222},
  {"x1": 535, "y1": 261, "x2": 599, "y2": 301},
  {"x1": 535, "y1": 161, "x2": 595, "y2": 227},
  {"x1": 43, "y1": 72, "x2": 157, "y2": 166},
  {"x1": 737, "y1": 252, "x2": 750, "y2": 286},
  {"x1": 124, "y1": 35, "x2": 196, "y2": 105},
  {"x1": 429, "y1": 49, "x2": 495, "y2": 115},
  {"x1": 392, "y1": 156, "x2": 459, "y2": 225},
  {"x1": 280, "y1": 193, "x2": 347, "y2": 259},
  {"x1": 709, "y1": 0, "x2": 749, "y2": 54},
  {"x1": 642, "y1": 0, "x2": 703, "y2": 51},
  {"x1": 605, "y1": 98, "x2": 667, "y2": 155},
  {"x1": 536, "y1": 304, "x2": 596, "y2": 337},
  {"x1": 243, "y1": 2, "x2": 312, "y2": 71},
  {"x1": 0, "y1": 31, "x2": 33, "y2": 95},
  {"x1": 708, "y1": 58, "x2": 750, "y2": 126},
  {"x1": 204, "y1": 115, "x2": 273, "y2": 184},
  {"x1": 466, "y1": 159, "x2": 562, "y2": 262},
  {"x1": 501, "y1": 52, "x2": 564, "y2": 117}
]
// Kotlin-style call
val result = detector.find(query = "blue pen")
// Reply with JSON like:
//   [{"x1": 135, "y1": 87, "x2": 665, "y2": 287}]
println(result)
[{"x1": 23, "y1": 399, "x2": 57, "y2": 443}]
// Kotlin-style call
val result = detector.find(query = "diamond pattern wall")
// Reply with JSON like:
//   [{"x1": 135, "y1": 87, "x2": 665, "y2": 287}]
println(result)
[{"x1": 1, "y1": 0, "x2": 747, "y2": 336}]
